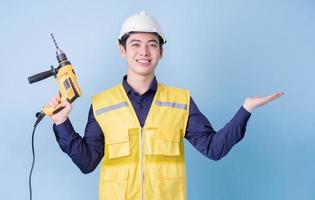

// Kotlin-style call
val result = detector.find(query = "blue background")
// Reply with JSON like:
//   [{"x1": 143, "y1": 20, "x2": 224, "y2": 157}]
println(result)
[{"x1": 1, "y1": 0, "x2": 315, "y2": 199}]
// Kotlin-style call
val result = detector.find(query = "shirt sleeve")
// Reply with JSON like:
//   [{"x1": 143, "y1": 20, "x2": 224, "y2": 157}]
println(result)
[
  {"x1": 185, "y1": 97, "x2": 251, "y2": 160},
  {"x1": 53, "y1": 105, "x2": 104, "y2": 173}
]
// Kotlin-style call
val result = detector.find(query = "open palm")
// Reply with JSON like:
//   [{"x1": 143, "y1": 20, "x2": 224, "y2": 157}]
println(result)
[{"x1": 243, "y1": 92, "x2": 284, "y2": 112}]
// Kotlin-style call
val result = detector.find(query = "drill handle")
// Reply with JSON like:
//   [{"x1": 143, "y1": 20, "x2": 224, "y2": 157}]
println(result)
[
  {"x1": 42, "y1": 95, "x2": 69, "y2": 117},
  {"x1": 28, "y1": 66, "x2": 57, "y2": 84}
]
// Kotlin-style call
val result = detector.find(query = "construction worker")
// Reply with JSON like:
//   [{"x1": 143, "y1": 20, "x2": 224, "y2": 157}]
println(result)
[{"x1": 49, "y1": 11, "x2": 284, "y2": 200}]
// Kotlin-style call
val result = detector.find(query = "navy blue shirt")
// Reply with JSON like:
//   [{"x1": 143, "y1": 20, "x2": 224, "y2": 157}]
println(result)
[{"x1": 53, "y1": 76, "x2": 251, "y2": 173}]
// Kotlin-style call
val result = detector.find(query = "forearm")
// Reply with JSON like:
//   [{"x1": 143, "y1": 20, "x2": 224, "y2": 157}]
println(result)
[
  {"x1": 185, "y1": 98, "x2": 251, "y2": 160},
  {"x1": 205, "y1": 106, "x2": 250, "y2": 160},
  {"x1": 53, "y1": 118, "x2": 104, "y2": 173}
]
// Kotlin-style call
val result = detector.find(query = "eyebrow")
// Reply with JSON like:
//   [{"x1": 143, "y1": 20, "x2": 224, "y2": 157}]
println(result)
[
  {"x1": 128, "y1": 39, "x2": 158, "y2": 44},
  {"x1": 129, "y1": 39, "x2": 141, "y2": 43}
]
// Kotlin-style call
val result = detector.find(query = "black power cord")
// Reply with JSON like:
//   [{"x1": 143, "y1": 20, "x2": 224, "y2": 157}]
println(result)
[{"x1": 29, "y1": 112, "x2": 45, "y2": 200}]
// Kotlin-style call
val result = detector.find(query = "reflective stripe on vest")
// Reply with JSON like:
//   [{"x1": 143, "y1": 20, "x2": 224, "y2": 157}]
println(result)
[
  {"x1": 95, "y1": 102, "x2": 129, "y2": 116},
  {"x1": 155, "y1": 100, "x2": 188, "y2": 110},
  {"x1": 92, "y1": 83, "x2": 190, "y2": 200}
]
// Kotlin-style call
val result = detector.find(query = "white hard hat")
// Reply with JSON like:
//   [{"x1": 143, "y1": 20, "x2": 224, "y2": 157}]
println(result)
[{"x1": 118, "y1": 11, "x2": 167, "y2": 44}]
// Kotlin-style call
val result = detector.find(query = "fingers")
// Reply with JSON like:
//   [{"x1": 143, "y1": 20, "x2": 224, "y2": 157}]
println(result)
[
  {"x1": 61, "y1": 98, "x2": 72, "y2": 111},
  {"x1": 48, "y1": 95, "x2": 60, "y2": 108},
  {"x1": 275, "y1": 92, "x2": 285, "y2": 98},
  {"x1": 48, "y1": 95, "x2": 71, "y2": 109},
  {"x1": 265, "y1": 92, "x2": 284, "y2": 102},
  {"x1": 244, "y1": 91, "x2": 284, "y2": 112}
]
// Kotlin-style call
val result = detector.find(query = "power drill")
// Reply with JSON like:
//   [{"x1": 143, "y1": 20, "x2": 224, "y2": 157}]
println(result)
[
  {"x1": 27, "y1": 34, "x2": 82, "y2": 200},
  {"x1": 28, "y1": 33, "x2": 82, "y2": 125}
]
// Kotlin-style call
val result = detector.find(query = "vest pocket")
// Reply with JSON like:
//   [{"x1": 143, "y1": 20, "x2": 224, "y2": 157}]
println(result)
[
  {"x1": 106, "y1": 130, "x2": 130, "y2": 159},
  {"x1": 145, "y1": 128, "x2": 181, "y2": 156},
  {"x1": 148, "y1": 163, "x2": 185, "y2": 200},
  {"x1": 103, "y1": 167, "x2": 129, "y2": 200}
]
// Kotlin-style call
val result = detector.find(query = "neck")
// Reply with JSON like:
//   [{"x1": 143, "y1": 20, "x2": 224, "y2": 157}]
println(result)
[{"x1": 126, "y1": 73, "x2": 154, "y2": 95}]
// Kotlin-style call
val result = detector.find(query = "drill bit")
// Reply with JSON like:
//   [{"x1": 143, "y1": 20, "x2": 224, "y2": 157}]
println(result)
[
  {"x1": 51, "y1": 33, "x2": 68, "y2": 64},
  {"x1": 51, "y1": 33, "x2": 59, "y2": 50}
]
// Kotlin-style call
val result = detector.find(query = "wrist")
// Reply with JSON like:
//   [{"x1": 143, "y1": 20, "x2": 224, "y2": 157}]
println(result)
[
  {"x1": 242, "y1": 103, "x2": 253, "y2": 113},
  {"x1": 54, "y1": 117, "x2": 68, "y2": 125}
]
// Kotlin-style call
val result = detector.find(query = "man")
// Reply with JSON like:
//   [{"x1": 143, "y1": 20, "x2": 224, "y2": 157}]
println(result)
[{"x1": 49, "y1": 11, "x2": 283, "y2": 200}]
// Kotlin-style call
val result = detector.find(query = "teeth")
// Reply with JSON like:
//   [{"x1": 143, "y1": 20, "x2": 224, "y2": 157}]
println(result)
[{"x1": 137, "y1": 59, "x2": 150, "y2": 63}]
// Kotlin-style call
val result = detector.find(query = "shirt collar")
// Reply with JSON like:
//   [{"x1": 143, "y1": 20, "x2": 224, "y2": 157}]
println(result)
[{"x1": 122, "y1": 75, "x2": 157, "y2": 95}]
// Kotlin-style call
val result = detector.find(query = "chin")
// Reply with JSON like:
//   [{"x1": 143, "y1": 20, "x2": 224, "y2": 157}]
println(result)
[
  {"x1": 136, "y1": 71, "x2": 154, "y2": 76},
  {"x1": 133, "y1": 67, "x2": 155, "y2": 75}
]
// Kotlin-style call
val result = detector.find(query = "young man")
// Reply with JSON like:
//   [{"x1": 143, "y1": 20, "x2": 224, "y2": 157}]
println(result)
[{"x1": 49, "y1": 11, "x2": 283, "y2": 200}]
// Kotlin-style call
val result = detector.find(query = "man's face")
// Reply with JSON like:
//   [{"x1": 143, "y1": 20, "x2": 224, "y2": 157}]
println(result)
[{"x1": 119, "y1": 33, "x2": 163, "y2": 77}]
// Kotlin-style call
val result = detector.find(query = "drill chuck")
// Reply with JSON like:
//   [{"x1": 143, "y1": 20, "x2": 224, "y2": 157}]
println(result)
[{"x1": 56, "y1": 49, "x2": 68, "y2": 64}]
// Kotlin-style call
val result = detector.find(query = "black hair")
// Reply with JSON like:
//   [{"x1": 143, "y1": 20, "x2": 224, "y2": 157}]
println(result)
[{"x1": 118, "y1": 32, "x2": 165, "y2": 50}]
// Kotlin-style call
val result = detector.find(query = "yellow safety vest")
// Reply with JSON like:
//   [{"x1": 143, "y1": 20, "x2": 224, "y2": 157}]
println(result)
[{"x1": 92, "y1": 83, "x2": 190, "y2": 200}]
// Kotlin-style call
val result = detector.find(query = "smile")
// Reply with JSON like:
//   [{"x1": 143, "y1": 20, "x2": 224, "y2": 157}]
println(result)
[{"x1": 136, "y1": 59, "x2": 151, "y2": 63}]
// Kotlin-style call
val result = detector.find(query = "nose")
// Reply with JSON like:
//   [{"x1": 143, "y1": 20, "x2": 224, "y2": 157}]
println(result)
[{"x1": 139, "y1": 45, "x2": 150, "y2": 57}]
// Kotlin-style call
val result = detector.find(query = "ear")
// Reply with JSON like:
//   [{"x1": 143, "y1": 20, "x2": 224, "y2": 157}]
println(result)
[
  {"x1": 159, "y1": 47, "x2": 163, "y2": 59},
  {"x1": 119, "y1": 44, "x2": 126, "y2": 58}
]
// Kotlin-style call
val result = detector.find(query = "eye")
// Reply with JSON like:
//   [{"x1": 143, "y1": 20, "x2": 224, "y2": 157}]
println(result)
[
  {"x1": 149, "y1": 43, "x2": 158, "y2": 48},
  {"x1": 131, "y1": 43, "x2": 140, "y2": 47}
]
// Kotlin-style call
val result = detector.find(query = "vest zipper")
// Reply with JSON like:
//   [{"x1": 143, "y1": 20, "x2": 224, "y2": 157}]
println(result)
[{"x1": 141, "y1": 127, "x2": 144, "y2": 200}]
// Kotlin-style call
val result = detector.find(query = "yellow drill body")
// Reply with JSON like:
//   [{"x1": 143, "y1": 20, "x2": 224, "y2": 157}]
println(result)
[{"x1": 42, "y1": 63, "x2": 82, "y2": 116}]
